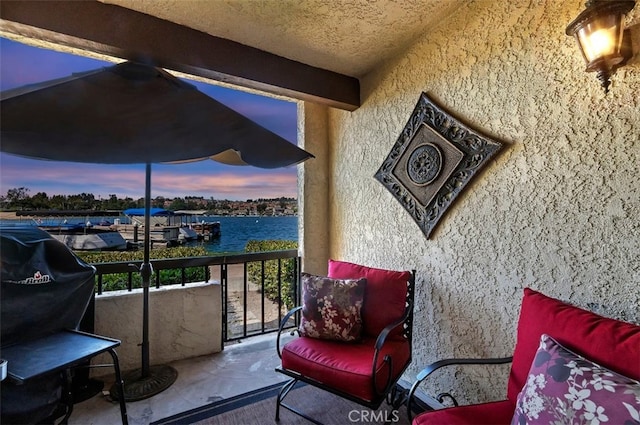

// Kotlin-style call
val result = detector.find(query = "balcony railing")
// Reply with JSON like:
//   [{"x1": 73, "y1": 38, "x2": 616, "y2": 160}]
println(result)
[{"x1": 92, "y1": 250, "x2": 300, "y2": 342}]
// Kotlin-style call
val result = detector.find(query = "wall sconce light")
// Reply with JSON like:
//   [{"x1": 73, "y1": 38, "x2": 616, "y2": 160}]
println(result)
[{"x1": 566, "y1": 0, "x2": 636, "y2": 93}]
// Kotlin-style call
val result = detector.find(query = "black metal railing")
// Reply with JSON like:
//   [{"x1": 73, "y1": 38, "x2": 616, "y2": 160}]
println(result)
[{"x1": 92, "y1": 250, "x2": 300, "y2": 343}]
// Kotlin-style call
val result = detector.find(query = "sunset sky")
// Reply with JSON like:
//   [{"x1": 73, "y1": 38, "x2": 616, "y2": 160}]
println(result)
[{"x1": 0, "y1": 38, "x2": 301, "y2": 201}]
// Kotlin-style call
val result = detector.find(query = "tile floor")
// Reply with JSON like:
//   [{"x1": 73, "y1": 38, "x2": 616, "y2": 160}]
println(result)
[{"x1": 70, "y1": 333, "x2": 293, "y2": 425}]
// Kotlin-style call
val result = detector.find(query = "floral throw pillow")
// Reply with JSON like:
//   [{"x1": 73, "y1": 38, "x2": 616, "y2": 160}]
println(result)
[
  {"x1": 298, "y1": 273, "x2": 366, "y2": 342},
  {"x1": 511, "y1": 334, "x2": 640, "y2": 425}
]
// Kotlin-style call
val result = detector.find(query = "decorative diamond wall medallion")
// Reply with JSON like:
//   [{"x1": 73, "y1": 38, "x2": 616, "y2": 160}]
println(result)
[{"x1": 375, "y1": 93, "x2": 505, "y2": 238}]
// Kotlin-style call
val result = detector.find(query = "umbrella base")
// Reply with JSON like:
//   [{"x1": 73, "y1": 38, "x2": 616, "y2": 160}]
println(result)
[{"x1": 110, "y1": 365, "x2": 178, "y2": 402}]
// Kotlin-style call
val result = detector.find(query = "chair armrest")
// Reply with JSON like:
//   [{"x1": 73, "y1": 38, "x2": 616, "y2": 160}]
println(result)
[
  {"x1": 371, "y1": 300, "x2": 413, "y2": 396},
  {"x1": 374, "y1": 300, "x2": 412, "y2": 352},
  {"x1": 407, "y1": 356, "x2": 512, "y2": 421},
  {"x1": 276, "y1": 305, "x2": 302, "y2": 359}
]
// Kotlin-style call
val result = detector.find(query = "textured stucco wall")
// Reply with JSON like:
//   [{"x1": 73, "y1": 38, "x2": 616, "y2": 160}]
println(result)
[
  {"x1": 92, "y1": 282, "x2": 222, "y2": 376},
  {"x1": 299, "y1": 102, "x2": 331, "y2": 276},
  {"x1": 316, "y1": 0, "x2": 639, "y2": 403}
]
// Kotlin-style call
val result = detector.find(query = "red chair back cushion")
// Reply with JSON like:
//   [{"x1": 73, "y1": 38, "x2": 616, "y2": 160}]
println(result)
[
  {"x1": 328, "y1": 259, "x2": 411, "y2": 338},
  {"x1": 508, "y1": 288, "x2": 640, "y2": 402}
]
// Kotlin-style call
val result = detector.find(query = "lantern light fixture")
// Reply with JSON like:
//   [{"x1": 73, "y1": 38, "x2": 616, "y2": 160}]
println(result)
[{"x1": 566, "y1": 0, "x2": 636, "y2": 93}]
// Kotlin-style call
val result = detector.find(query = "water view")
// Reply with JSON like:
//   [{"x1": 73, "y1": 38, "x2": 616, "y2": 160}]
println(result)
[
  {"x1": 190, "y1": 215, "x2": 297, "y2": 253},
  {"x1": 0, "y1": 215, "x2": 298, "y2": 254}
]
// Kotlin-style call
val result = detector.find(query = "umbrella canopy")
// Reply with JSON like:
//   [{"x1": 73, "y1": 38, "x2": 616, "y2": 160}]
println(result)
[
  {"x1": 0, "y1": 61, "x2": 312, "y2": 167},
  {"x1": 0, "y1": 60, "x2": 313, "y2": 402}
]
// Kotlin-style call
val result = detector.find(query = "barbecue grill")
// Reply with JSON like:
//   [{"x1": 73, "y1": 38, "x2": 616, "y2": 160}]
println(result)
[{"x1": 1, "y1": 226, "x2": 99, "y2": 423}]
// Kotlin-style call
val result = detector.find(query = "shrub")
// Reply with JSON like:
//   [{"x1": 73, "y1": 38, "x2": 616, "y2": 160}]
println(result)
[
  {"x1": 76, "y1": 246, "x2": 210, "y2": 292},
  {"x1": 245, "y1": 240, "x2": 298, "y2": 309}
]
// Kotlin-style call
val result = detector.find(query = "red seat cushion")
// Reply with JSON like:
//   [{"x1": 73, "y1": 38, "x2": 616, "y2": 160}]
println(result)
[
  {"x1": 281, "y1": 335, "x2": 410, "y2": 402},
  {"x1": 412, "y1": 288, "x2": 640, "y2": 425},
  {"x1": 508, "y1": 288, "x2": 640, "y2": 402},
  {"x1": 327, "y1": 259, "x2": 411, "y2": 338},
  {"x1": 412, "y1": 400, "x2": 514, "y2": 425}
]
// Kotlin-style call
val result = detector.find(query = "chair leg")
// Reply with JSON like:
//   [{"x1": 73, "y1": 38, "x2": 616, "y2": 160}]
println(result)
[
  {"x1": 275, "y1": 378, "x2": 326, "y2": 425},
  {"x1": 377, "y1": 384, "x2": 407, "y2": 425},
  {"x1": 275, "y1": 378, "x2": 297, "y2": 421},
  {"x1": 387, "y1": 384, "x2": 409, "y2": 410}
]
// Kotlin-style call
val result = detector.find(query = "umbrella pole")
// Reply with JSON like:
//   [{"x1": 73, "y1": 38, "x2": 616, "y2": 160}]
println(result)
[
  {"x1": 141, "y1": 162, "x2": 152, "y2": 377},
  {"x1": 110, "y1": 163, "x2": 178, "y2": 402}
]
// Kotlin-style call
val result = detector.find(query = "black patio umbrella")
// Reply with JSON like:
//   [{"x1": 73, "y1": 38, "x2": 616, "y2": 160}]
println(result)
[{"x1": 0, "y1": 61, "x2": 313, "y2": 401}]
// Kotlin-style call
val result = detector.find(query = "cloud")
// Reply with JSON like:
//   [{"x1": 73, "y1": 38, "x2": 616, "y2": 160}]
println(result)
[
  {"x1": 0, "y1": 38, "x2": 300, "y2": 201},
  {"x1": 150, "y1": 169, "x2": 298, "y2": 199},
  {"x1": 0, "y1": 153, "x2": 298, "y2": 200},
  {"x1": 0, "y1": 157, "x2": 144, "y2": 198},
  {"x1": 0, "y1": 38, "x2": 109, "y2": 90},
  {"x1": 193, "y1": 80, "x2": 298, "y2": 141}
]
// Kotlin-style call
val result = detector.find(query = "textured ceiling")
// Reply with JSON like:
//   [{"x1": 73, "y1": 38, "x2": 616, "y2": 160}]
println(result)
[{"x1": 101, "y1": 0, "x2": 462, "y2": 78}]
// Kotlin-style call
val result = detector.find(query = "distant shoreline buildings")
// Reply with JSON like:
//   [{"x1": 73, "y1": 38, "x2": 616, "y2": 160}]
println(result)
[
  {"x1": 0, "y1": 188, "x2": 298, "y2": 217},
  {"x1": 187, "y1": 197, "x2": 298, "y2": 217}
]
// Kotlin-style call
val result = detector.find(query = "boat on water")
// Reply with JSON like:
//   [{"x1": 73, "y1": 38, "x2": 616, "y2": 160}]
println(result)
[
  {"x1": 174, "y1": 210, "x2": 221, "y2": 241},
  {"x1": 118, "y1": 208, "x2": 220, "y2": 247},
  {"x1": 7, "y1": 209, "x2": 220, "y2": 250},
  {"x1": 39, "y1": 221, "x2": 129, "y2": 251},
  {"x1": 10, "y1": 211, "x2": 128, "y2": 251}
]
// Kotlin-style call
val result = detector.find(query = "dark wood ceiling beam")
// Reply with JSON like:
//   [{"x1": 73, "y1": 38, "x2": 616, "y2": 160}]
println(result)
[{"x1": 0, "y1": 0, "x2": 360, "y2": 111}]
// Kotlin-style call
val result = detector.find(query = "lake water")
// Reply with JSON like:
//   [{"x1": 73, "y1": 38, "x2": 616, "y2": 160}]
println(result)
[
  {"x1": 0, "y1": 215, "x2": 298, "y2": 254},
  {"x1": 193, "y1": 216, "x2": 298, "y2": 253}
]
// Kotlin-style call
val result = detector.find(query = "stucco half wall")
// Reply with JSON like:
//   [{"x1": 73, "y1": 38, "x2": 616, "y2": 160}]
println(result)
[
  {"x1": 91, "y1": 282, "x2": 222, "y2": 376},
  {"x1": 300, "y1": 0, "x2": 639, "y2": 404}
]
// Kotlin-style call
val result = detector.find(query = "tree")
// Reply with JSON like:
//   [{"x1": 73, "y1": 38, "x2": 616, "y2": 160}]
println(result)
[
  {"x1": 66, "y1": 193, "x2": 95, "y2": 210},
  {"x1": 170, "y1": 197, "x2": 187, "y2": 210},
  {"x1": 50, "y1": 194, "x2": 67, "y2": 210},
  {"x1": 123, "y1": 197, "x2": 138, "y2": 209},
  {"x1": 5, "y1": 187, "x2": 30, "y2": 210},
  {"x1": 154, "y1": 196, "x2": 166, "y2": 208},
  {"x1": 104, "y1": 194, "x2": 120, "y2": 210},
  {"x1": 30, "y1": 192, "x2": 49, "y2": 210}
]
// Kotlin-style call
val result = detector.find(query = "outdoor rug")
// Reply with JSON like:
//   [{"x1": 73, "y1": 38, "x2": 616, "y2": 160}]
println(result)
[{"x1": 151, "y1": 382, "x2": 412, "y2": 425}]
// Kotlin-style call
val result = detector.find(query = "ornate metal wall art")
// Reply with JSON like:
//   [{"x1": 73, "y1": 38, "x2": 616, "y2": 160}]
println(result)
[{"x1": 374, "y1": 93, "x2": 504, "y2": 238}]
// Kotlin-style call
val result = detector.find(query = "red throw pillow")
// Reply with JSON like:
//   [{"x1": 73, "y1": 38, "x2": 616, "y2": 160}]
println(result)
[
  {"x1": 508, "y1": 288, "x2": 640, "y2": 403},
  {"x1": 327, "y1": 260, "x2": 411, "y2": 338},
  {"x1": 298, "y1": 273, "x2": 366, "y2": 342},
  {"x1": 511, "y1": 334, "x2": 640, "y2": 425}
]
